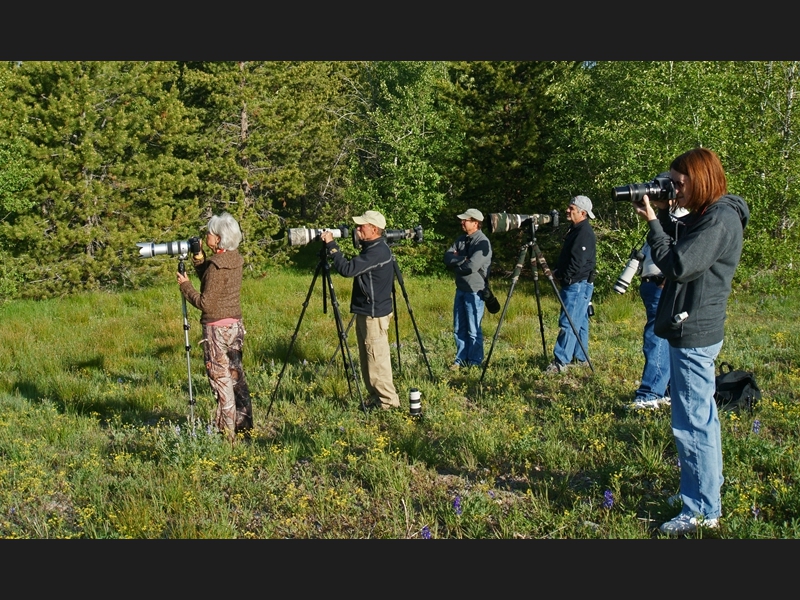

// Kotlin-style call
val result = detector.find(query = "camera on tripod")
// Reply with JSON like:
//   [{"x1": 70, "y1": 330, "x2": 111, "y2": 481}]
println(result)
[
  {"x1": 611, "y1": 173, "x2": 676, "y2": 203},
  {"x1": 287, "y1": 226, "x2": 349, "y2": 247},
  {"x1": 486, "y1": 210, "x2": 559, "y2": 234},
  {"x1": 353, "y1": 225, "x2": 424, "y2": 250},
  {"x1": 613, "y1": 246, "x2": 645, "y2": 294},
  {"x1": 137, "y1": 237, "x2": 202, "y2": 259}
]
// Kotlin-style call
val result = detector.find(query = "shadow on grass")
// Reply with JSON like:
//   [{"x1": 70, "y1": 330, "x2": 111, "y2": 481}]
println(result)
[
  {"x1": 15, "y1": 376, "x2": 188, "y2": 426},
  {"x1": 12, "y1": 352, "x2": 194, "y2": 427}
]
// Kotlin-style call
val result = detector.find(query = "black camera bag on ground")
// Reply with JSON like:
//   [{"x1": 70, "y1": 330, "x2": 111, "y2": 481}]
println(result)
[{"x1": 714, "y1": 362, "x2": 761, "y2": 413}]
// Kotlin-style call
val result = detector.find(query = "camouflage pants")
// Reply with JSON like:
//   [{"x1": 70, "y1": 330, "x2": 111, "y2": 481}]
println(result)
[{"x1": 201, "y1": 320, "x2": 253, "y2": 441}]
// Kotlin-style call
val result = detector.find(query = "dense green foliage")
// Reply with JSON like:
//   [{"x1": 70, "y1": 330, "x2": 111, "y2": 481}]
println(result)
[
  {"x1": 1, "y1": 272, "x2": 798, "y2": 538},
  {"x1": 0, "y1": 61, "x2": 798, "y2": 300},
  {"x1": 540, "y1": 61, "x2": 800, "y2": 297}
]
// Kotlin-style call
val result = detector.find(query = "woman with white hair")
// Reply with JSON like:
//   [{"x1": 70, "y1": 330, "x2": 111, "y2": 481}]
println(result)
[{"x1": 177, "y1": 212, "x2": 253, "y2": 442}]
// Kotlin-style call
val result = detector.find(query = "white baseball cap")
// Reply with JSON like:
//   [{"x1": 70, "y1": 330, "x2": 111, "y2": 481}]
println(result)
[
  {"x1": 352, "y1": 210, "x2": 387, "y2": 229},
  {"x1": 457, "y1": 208, "x2": 484, "y2": 222}
]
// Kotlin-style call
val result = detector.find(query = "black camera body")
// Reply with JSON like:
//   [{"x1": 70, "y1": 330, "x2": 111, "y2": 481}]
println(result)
[
  {"x1": 611, "y1": 173, "x2": 676, "y2": 203},
  {"x1": 487, "y1": 210, "x2": 559, "y2": 234},
  {"x1": 387, "y1": 225, "x2": 424, "y2": 245},
  {"x1": 353, "y1": 225, "x2": 424, "y2": 250}
]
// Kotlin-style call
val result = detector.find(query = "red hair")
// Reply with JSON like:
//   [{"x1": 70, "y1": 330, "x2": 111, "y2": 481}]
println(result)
[{"x1": 670, "y1": 148, "x2": 728, "y2": 212}]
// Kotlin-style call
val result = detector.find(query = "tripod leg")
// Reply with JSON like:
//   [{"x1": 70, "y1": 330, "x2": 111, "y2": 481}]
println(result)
[
  {"x1": 321, "y1": 259, "x2": 365, "y2": 409},
  {"x1": 392, "y1": 282, "x2": 401, "y2": 376},
  {"x1": 529, "y1": 253, "x2": 548, "y2": 357},
  {"x1": 177, "y1": 258, "x2": 196, "y2": 432},
  {"x1": 480, "y1": 243, "x2": 530, "y2": 383},
  {"x1": 392, "y1": 259, "x2": 434, "y2": 380},
  {"x1": 182, "y1": 295, "x2": 195, "y2": 431},
  {"x1": 266, "y1": 258, "x2": 324, "y2": 418},
  {"x1": 532, "y1": 244, "x2": 594, "y2": 373},
  {"x1": 323, "y1": 313, "x2": 355, "y2": 376}
]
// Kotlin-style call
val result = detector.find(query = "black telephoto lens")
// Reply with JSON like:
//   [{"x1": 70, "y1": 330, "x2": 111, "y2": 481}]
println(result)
[{"x1": 612, "y1": 174, "x2": 675, "y2": 203}]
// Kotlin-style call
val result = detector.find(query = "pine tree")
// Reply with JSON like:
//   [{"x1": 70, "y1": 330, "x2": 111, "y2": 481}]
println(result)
[
  {"x1": 176, "y1": 61, "x2": 353, "y2": 271},
  {"x1": 0, "y1": 61, "x2": 201, "y2": 298}
]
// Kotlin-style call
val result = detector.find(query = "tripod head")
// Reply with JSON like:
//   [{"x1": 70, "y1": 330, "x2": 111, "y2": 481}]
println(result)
[
  {"x1": 522, "y1": 210, "x2": 559, "y2": 243},
  {"x1": 177, "y1": 253, "x2": 189, "y2": 275}
]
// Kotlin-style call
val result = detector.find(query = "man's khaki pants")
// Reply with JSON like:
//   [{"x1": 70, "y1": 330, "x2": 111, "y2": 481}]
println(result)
[{"x1": 355, "y1": 313, "x2": 400, "y2": 408}]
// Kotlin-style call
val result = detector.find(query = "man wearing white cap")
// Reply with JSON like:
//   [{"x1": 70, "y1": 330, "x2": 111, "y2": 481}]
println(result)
[
  {"x1": 546, "y1": 195, "x2": 597, "y2": 374},
  {"x1": 321, "y1": 210, "x2": 400, "y2": 410},
  {"x1": 444, "y1": 208, "x2": 493, "y2": 370}
]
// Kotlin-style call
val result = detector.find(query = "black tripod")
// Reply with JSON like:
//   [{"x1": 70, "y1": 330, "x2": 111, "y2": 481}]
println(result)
[
  {"x1": 324, "y1": 255, "x2": 434, "y2": 381},
  {"x1": 267, "y1": 244, "x2": 364, "y2": 417},
  {"x1": 389, "y1": 256, "x2": 434, "y2": 380},
  {"x1": 480, "y1": 219, "x2": 594, "y2": 383},
  {"x1": 177, "y1": 255, "x2": 196, "y2": 432}
]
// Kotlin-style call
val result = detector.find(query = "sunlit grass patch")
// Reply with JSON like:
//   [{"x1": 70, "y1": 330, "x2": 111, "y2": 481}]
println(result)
[{"x1": 0, "y1": 274, "x2": 798, "y2": 537}]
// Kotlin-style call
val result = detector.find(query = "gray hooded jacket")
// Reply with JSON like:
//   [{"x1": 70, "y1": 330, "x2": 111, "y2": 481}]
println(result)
[{"x1": 647, "y1": 194, "x2": 749, "y2": 348}]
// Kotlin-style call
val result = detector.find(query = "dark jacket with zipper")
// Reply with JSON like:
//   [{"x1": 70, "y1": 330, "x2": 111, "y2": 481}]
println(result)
[
  {"x1": 648, "y1": 194, "x2": 749, "y2": 348},
  {"x1": 553, "y1": 218, "x2": 596, "y2": 286},
  {"x1": 326, "y1": 236, "x2": 395, "y2": 318}
]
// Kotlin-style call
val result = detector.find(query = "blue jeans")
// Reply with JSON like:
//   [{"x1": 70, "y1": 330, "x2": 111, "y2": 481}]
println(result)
[
  {"x1": 453, "y1": 289, "x2": 485, "y2": 366},
  {"x1": 669, "y1": 341, "x2": 724, "y2": 520},
  {"x1": 553, "y1": 280, "x2": 593, "y2": 365},
  {"x1": 635, "y1": 281, "x2": 670, "y2": 400}
]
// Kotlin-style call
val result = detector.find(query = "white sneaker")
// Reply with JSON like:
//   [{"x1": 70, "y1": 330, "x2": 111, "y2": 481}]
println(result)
[
  {"x1": 545, "y1": 360, "x2": 568, "y2": 374},
  {"x1": 627, "y1": 398, "x2": 660, "y2": 410},
  {"x1": 657, "y1": 396, "x2": 671, "y2": 407},
  {"x1": 659, "y1": 512, "x2": 719, "y2": 536}
]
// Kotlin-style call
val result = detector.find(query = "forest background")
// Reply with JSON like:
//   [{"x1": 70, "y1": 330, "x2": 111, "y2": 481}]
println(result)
[{"x1": 0, "y1": 60, "x2": 797, "y2": 301}]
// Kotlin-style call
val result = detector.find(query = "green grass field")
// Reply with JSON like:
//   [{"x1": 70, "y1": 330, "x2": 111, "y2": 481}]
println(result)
[{"x1": 0, "y1": 266, "x2": 798, "y2": 538}]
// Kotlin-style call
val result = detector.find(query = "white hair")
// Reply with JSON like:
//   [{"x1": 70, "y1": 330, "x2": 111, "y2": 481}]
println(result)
[{"x1": 207, "y1": 212, "x2": 242, "y2": 250}]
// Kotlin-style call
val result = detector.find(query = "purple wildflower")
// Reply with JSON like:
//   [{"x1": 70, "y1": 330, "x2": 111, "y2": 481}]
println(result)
[
  {"x1": 602, "y1": 490, "x2": 614, "y2": 509},
  {"x1": 752, "y1": 420, "x2": 761, "y2": 434},
  {"x1": 488, "y1": 490, "x2": 496, "y2": 499},
  {"x1": 421, "y1": 525, "x2": 431, "y2": 539},
  {"x1": 453, "y1": 496, "x2": 462, "y2": 516},
  {"x1": 752, "y1": 505, "x2": 761, "y2": 519}
]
